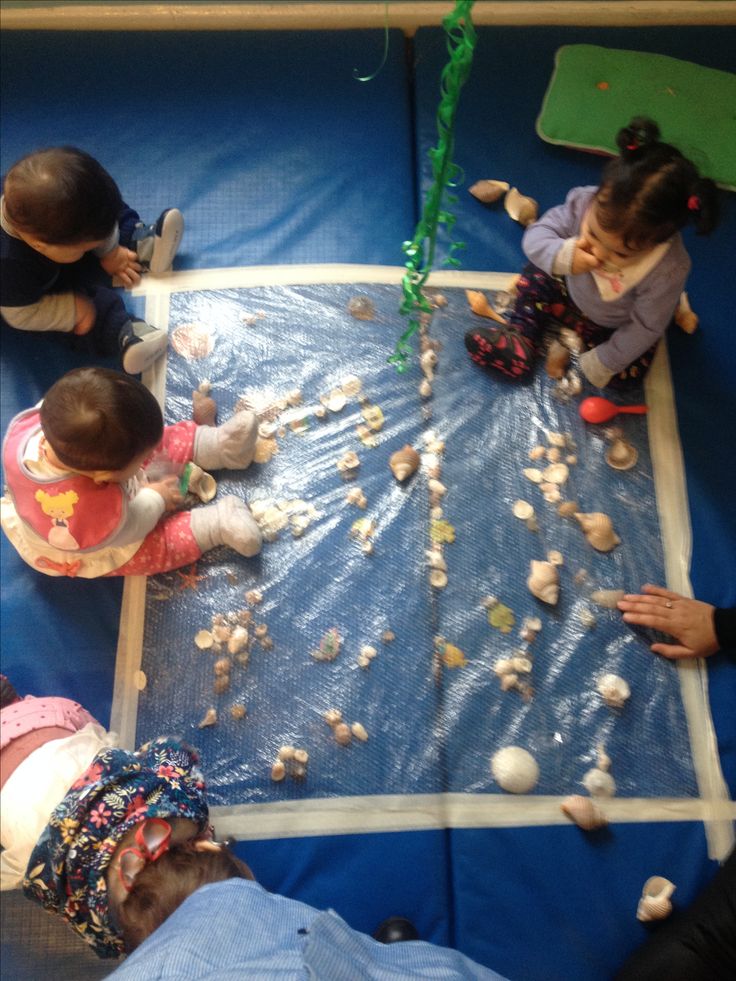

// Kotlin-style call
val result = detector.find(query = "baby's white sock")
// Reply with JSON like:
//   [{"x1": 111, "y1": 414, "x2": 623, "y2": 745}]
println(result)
[
  {"x1": 190, "y1": 496, "x2": 262, "y2": 557},
  {"x1": 194, "y1": 411, "x2": 258, "y2": 470}
]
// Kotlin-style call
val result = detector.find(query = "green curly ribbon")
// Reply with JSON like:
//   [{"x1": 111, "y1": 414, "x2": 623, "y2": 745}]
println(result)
[{"x1": 390, "y1": 1, "x2": 477, "y2": 372}]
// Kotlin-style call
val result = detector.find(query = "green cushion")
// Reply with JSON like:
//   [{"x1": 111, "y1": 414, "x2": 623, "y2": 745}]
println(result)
[{"x1": 536, "y1": 45, "x2": 736, "y2": 191}]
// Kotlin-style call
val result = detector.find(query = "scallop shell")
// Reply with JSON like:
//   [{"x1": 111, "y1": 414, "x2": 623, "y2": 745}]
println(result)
[
  {"x1": 346, "y1": 486, "x2": 368, "y2": 509},
  {"x1": 606, "y1": 438, "x2": 638, "y2": 471},
  {"x1": 527, "y1": 560, "x2": 560, "y2": 605},
  {"x1": 293, "y1": 748, "x2": 309, "y2": 765},
  {"x1": 590, "y1": 588, "x2": 625, "y2": 609},
  {"x1": 347, "y1": 295, "x2": 375, "y2": 320},
  {"x1": 469, "y1": 179, "x2": 510, "y2": 203},
  {"x1": 504, "y1": 187, "x2": 538, "y2": 226},
  {"x1": 323, "y1": 389, "x2": 347, "y2": 413},
  {"x1": 523, "y1": 467, "x2": 544, "y2": 483},
  {"x1": 582, "y1": 767, "x2": 616, "y2": 798},
  {"x1": 637, "y1": 876, "x2": 676, "y2": 922},
  {"x1": 230, "y1": 704, "x2": 247, "y2": 720},
  {"x1": 389, "y1": 445, "x2": 420, "y2": 482},
  {"x1": 213, "y1": 657, "x2": 232, "y2": 676},
  {"x1": 557, "y1": 501, "x2": 579, "y2": 518},
  {"x1": 597, "y1": 673, "x2": 631, "y2": 709},
  {"x1": 542, "y1": 463, "x2": 569, "y2": 485},
  {"x1": 512, "y1": 500, "x2": 534, "y2": 520},
  {"x1": 490, "y1": 746, "x2": 540, "y2": 794},
  {"x1": 170, "y1": 321, "x2": 215, "y2": 360},
  {"x1": 575, "y1": 512, "x2": 621, "y2": 552},
  {"x1": 529, "y1": 445, "x2": 546, "y2": 460},
  {"x1": 561, "y1": 795, "x2": 608, "y2": 831}
]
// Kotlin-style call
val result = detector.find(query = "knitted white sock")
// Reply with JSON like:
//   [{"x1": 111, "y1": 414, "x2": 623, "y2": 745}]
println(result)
[
  {"x1": 190, "y1": 496, "x2": 262, "y2": 557},
  {"x1": 194, "y1": 410, "x2": 258, "y2": 470}
]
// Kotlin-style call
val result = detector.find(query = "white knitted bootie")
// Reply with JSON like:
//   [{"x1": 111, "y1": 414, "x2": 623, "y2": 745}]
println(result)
[
  {"x1": 190, "y1": 496, "x2": 262, "y2": 557},
  {"x1": 194, "y1": 410, "x2": 258, "y2": 470}
]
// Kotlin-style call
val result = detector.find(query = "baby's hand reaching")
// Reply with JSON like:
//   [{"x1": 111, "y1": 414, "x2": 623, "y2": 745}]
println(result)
[
  {"x1": 571, "y1": 236, "x2": 600, "y2": 275},
  {"x1": 148, "y1": 475, "x2": 183, "y2": 511},
  {"x1": 100, "y1": 246, "x2": 142, "y2": 288}
]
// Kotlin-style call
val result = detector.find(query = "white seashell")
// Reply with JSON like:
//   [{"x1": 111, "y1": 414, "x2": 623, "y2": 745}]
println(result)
[
  {"x1": 512, "y1": 500, "x2": 534, "y2": 520},
  {"x1": 337, "y1": 451, "x2": 360, "y2": 474},
  {"x1": 293, "y1": 748, "x2": 309, "y2": 765},
  {"x1": 582, "y1": 767, "x2": 616, "y2": 798},
  {"x1": 575, "y1": 512, "x2": 621, "y2": 552},
  {"x1": 561, "y1": 795, "x2": 608, "y2": 831},
  {"x1": 420, "y1": 348, "x2": 438, "y2": 380},
  {"x1": 606, "y1": 437, "x2": 638, "y2": 471},
  {"x1": 511, "y1": 656, "x2": 532, "y2": 674},
  {"x1": 341, "y1": 374, "x2": 362, "y2": 397},
  {"x1": 527, "y1": 560, "x2": 560, "y2": 605},
  {"x1": 542, "y1": 463, "x2": 569, "y2": 485},
  {"x1": 637, "y1": 877, "x2": 676, "y2": 922},
  {"x1": 198, "y1": 708, "x2": 217, "y2": 728},
  {"x1": 324, "y1": 390, "x2": 347, "y2": 413},
  {"x1": 590, "y1": 589, "x2": 625, "y2": 609},
  {"x1": 361, "y1": 645, "x2": 377, "y2": 660},
  {"x1": 278, "y1": 745, "x2": 296, "y2": 761},
  {"x1": 430, "y1": 569, "x2": 448, "y2": 589},
  {"x1": 469, "y1": 179, "x2": 510, "y2": 203},
  {"x1": 597, "y1": 673, "x2": 631, "y2": 709},
  {"x1": 491, "y1": 746, "x2": 540, "y2": 794},
  {"x1": 524, "y1": 616, "x2": 542, "y2": 632},
  {"x1": 523, "y1": 467, "x2": 544, "y2": 483},
  {"x1": 505, "y1": 187, "x2": 538, "y2": 226},
  {"x1": 546, "y1": 431, "x2": 566, "y2": 447},
  {"x1": 227, "y1": 625, "x2": 249, "y2": 655},
  {"x1": 426, "y1": 550, "x2": 447, "y2": 571},
  {"x1": 578, "y1": 607, "x2": 597, "y2": 629},
  {"x1": 346, "y1": 487, "x2": 367, "y2": 508},
  {"x1": 547, "y1": 550, "x2": 564, "y2": 566},
  {"x1": 357, "y1": 655, "x2": 371, "y2": 668},
  {"x1": 389, "y1": 445, "x2": 421, "y2": 482},
  {"x1": 351, "y1": 722, "x2": 369, "y2": 741},
  {"x1": 271, "y1": 760, "x2": 286, "y2": 782},
  {"x1": 500, "y1": 673, "x2": 520, "y2": 691},
  {"x1": 324, "y1": 708, "x2": 342, "y2": 727},
  {"x1": 195, "y1": 629, "x2": 214, "y2": 649},
  {"x1": 494, "y1": 659, "x2": 516, "y2": 677},
  {"x1": 542, "y1": 484, "x2": 562, "y2": 504},
  {"x1": 419, "y1": 378, "x2": 432, "y2": 399}
]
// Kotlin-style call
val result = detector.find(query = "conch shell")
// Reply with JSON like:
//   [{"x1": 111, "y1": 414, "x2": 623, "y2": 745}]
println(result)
[
  {"x1": 605, "y1": 437, "x2": 638, "y2": 471},
  {"x1": 575, "y1": 512, "x2": 621, "y2": 552},
  {"x1": 465, "y1": 289, "x2": 508, "y2": 324},
  {"x1": 527, "y1": 559, "x2": 559, "y2": 605},
  {"x1": 389, "y1": 445, "x2": 420, "y2": 482},
  {"x1": 505, "y1": 187, "x2": 538, "y2": 226},
  {"x1": 637, "y1": 876, "x2": 676, "y2": 922},
  {"x1": 561, "y1": 795, "x2": 608, "y2": 831},
  {"x1": 469, "y1": 179, "x2": 509, "y2": 203}
]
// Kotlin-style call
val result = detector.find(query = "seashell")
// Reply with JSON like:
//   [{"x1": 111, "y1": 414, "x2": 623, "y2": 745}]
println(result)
[
  {"x1": 324, "y1": 708, "x2": 343, "y2": 727},
  {"x1": 351, "y1": 722, "x2": 369, "y2": 741},
  {"x1": 254, "y1": 623, "x2": 269, "y2": 639},
  {"x1": 500, "y1": 673, "x2": 520, "y2": 691},
  {"x1": 582, "y1": 767, "x2": 616, "y2": 798},
  {"x1": 429, "y1": 568, "x2": 448, "y2": 589},
  {"x1": 185, "y1": 464, "x2": 217, "y2": 503},
  {"x1": 293, "y1": 748, "x2": 309, "y2": 765},
  {"x1": 361, "y1": 404, "x2": 384, "y2": 432},
  {"x1": 333, "y1": 722, "x2": 352, "y2": 746},
  {"x1": 260, "y1": 635, "x2": 274, "y2": 651},
  {"x1": 198, "y1": 708, "x2": 217, "y2": 728},
  {"x1": 292, "y1": 763, "x2": 307, "y2": 779},
  {"x1": 526, "y1": 515, "x2": 539, "y2": 532},
  {"x1": 254, "y1": 437, "x2": 278, "y2": 463},
  {"x1": 606, "y1": 437, "x2": 638, "y2": 471},
  {"x1": 527, "y1": 560, "x2": 560, "y2": 605},
  {"x1": 428, "y1": 478, "x2": 446, "y2": 498},
  {"x1": 561, "y1": 795, "x2": 608, "y2": 831},
  {"x1": 337, "y1": 451, "x2": 360, "y2": 474},
  {"x1": 578, "y1": 607, "x2": 597, "y2": 629},
  {"x1": 541, "y1": 484, "x2": 562, "y2": 503},
  {"x1": 523, "y1": 467, "x2": 543, "y2": 483},
  {"x1": 545, "y1": 339, "x2": 570, "y2": 379},
  {"x1": 431, "y1": 292, "x2": 448, "y2": 307},
  {"x1": 389, "y1": 445, "x2": 420, "y2": 482},
  {"x1": 566, "y1": 453, "x2": 578, "y2": 465},
  {"x1": 323, "y1": 389, "x2": 347, "y2": 413},
  {"x1": 192, "y1": 387, "x2": 217, "y2": 426},
  {"x1": 230, "y1": 704, "x2": 247, "y2": 720},
  {"x1": 491, "y1": 746, "x2": 540, "y2": 794},
  {"x1": 637, "y1": 877, "x2": 676, "y2": 922},
  {"x1": 351, "y1": 517, "x2": 375, "y2": 541},
  {"x1": 360, "y1": 645, "x2": 377, "y2": 661},
  {"x1": 597, "y1": 673, "x2": 631, "y2": 709},
  {"x1": 312, "y1": 627, "x2": 341, "y2": 661},
  {"x1": 213, "y1": 674, "x2": 230, "y2": 695},
  {"x1": 213, "y1": 657, "x2": 232, "y2": 677},
  {"x1": 511, "y1": 656, "x2": 532, "y2": 674},
  {"x1": 195, "y1": 629, "x2": 214, "y2": 650},
  {"x1": 542, "y1": 463, "x2": 569, "y2": 485},
  {"x1": 494, "y1": 658, "x2": 516, "y2": 677},
  {"x1": 575, "y1": 512, "x2": 621, "y2": 552},
  {"x1": 346, "y1": 486, "x2": 367, "y2": 508},
  {"x1": 465, "y1": 289, "x2": 508, "y2": 324},
  {"x1": 245, "y1": 590, "x2": 262, "y2": 605},
  {"x1": 420, "y1": 348, "x2": 438, "y2": 380},
  {"x1": 469, "y1": 178, "x2": 510, "y2": 203},
  {"x1": 227, "y1": 626, "x2": 249, "y2": 655},
  {"x1": 419, "y1": 379, "x2": 433, "y2": 399},
  {"x1": 170, "y1": 321, "x2": 214, "y2": 360},
  {"x1": 546, "y1": 447, "x2": 561, "y2": 463},
  {"x1": 347, "y1": 295, "x2": 375, "y2": 320},
  {"x1": 596, "y1": 743, "x2": 612, "y2": 772},
  {"x1": 361, "y1": 539, "x2": 374, "y2": 556},
  {"x1": 590, "y1": 588, "x2": 625, "y2": 609},
  {"x1": 557, "y1": 501, "x2": 579, "y2": 518},
  {"x1": 341, "y1": 374, "x2": 363, "y2": 397},
  {"x1": 559, "y1": 327, "x2": 584, "y2": 354},
  {"x1": 505, "y1": 187, "x2": 538, "y2": 226},
  {"x1": 426, "y1": 549, "x2": 447, "y2": 572},
  {"x1": 546, "y1": 432, "x2": 566, "y2": 447},
  {"x1": 134, "y1": 670, "x2": 147, "y2": 691},
  {"x1": 271, "y1": 760, "x2": 286, "y2": 782},
  {"x1": 512, "y1": 500, "x2": 534, "y2": 520},
  {"x1": 381, "y1": 629, "x2": 395, "y2": 643},
  {"x1": 674, "y1": 291, "x2": 698, "y2": 334},
  {"x1": 286, "y1": 389, "x2": 303, "y2": 408},
  {"x1": 547, "y1": 549, "x2": 564, "y2": 566},
  {"x1": 529, "y1": 445, "x2": 546, "y2": 460}
]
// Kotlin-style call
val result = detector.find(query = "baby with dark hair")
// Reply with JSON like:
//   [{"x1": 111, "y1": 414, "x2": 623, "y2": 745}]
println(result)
[
  {"x1": 466, "y1": 117, "x2": 720, "y2": 388},
  {"x1": 1, "y1": 367, "x2": 262, "y2": 578},
  {"x1": 1, "y1": 146, "x2": 183, "y2": 374}
]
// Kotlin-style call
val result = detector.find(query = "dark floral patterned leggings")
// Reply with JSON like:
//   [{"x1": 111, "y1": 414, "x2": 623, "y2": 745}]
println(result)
[{"x1": 464, "y1": 263, "x2": 657, "y2": 389}]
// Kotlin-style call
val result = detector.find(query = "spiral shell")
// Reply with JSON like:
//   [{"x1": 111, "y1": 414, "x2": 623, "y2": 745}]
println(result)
[
  {"x1": 637, "y1": 876, "x2": 676, "y2": 922},
  {"x1": 527, "y1": 560, "x2": 560, "y2": 605},
  {"x1": 575, "y1": 512, "x2": 621, "y2": 552},
  {"x1": 561, "y1": 795, "x2": 608, "y2": 831},
  {"x1": 389, "y1": 445, "x2": 420, "y2": 482}
]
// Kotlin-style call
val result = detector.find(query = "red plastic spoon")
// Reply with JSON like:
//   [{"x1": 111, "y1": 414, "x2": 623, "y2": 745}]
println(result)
[{"x1": 579, "y1": 396, "x2": 648, "y2": 424}]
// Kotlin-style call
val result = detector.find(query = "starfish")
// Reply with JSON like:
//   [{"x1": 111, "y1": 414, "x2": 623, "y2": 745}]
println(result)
[{"x1": 177, "y1": 563, "x2": 205, "y2": 591}]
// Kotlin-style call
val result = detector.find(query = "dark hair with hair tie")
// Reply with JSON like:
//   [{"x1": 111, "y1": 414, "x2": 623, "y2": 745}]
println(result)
[{"x1": 595, "y1": 116, "x2": 719, "y2": 250}]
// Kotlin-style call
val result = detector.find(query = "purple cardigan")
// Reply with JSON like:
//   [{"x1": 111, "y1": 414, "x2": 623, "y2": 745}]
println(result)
[{"x1": 522, "y1": 186, "x2": 690, "y2": 373}]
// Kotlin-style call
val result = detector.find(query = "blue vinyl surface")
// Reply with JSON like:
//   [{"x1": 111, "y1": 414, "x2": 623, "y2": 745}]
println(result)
[{"x1": 1, "y1": 23, "x2": 734, "y2": 981}]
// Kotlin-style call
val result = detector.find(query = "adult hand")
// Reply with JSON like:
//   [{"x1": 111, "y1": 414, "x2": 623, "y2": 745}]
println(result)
[
  {"x1": 73, "y1": 294, "x2": 96, "y2": 335},
  {"x1": 100, "y1": 246, "x2": 142, "y2": 288},
  {"x1": 618, "y1": 584, "x2": 720, "y2": 659},
  {"x1": 148, "y1": 475, "x2": 183, "y2": 511}
]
